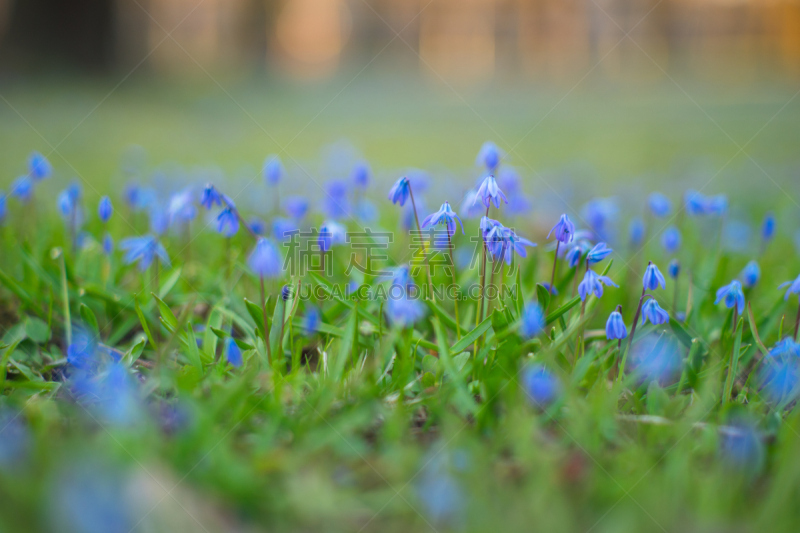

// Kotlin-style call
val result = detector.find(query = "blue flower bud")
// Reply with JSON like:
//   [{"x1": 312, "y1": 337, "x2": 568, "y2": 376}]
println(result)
[
  {"x1": 668, "y1": 259, "x2": 680, "y2": 279},
  {"x1": 643, "y1": 262, "x2": 666, "y2": 291},
  {"x1": 98, "y1": 196, "x2": 113, "y2": 223},
  {"x1": 606, "y1": 310, "x2": 627, "y2": 340},
  {"x1": 741, "y1": 260, "x2": 760, "y2": 288}
]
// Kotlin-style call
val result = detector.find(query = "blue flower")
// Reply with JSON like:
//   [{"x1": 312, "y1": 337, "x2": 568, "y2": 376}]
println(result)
[
  {"x1": 102, "y1": 233, "x2": 113, "y2": 255},
  {"x1": 648, "y1": 192, "x2": 672, "y2": 217},
  {"x1": 548, "y1": 214, "x2": 575, "y2": 244},
  {"x1": 565, "y1": 243, "x2": 589, "y2": 268},
  {"x1": 685, "y1": 189, "x2": 707, "y2": 216},
  {"x1": 281, "y1": 284, "x2": 293, "y2": 301},
  {"x1": 707, "y1": 194, "x2": 728, "y2": 217},
  {"x1": 668, "y1": 259, "x2": 680, "y2": 279},
  {"x1": 778, "y1": 273, "x2": 800, "y2": 300},
  {"x1": 519, "y1": 303, "x2": 545, "y2": 338},
  {"x1": 284, "y1": 195, "x2": 309, "y2": 220},
  {"x1": 149, "y1": 206, "x2": 169, "y2": 235},
  {"x1": 167, "y1": 190, "x2": 196, "y2": 225},
  {"x1": 388, "y1": 176, "x2": 411, "y2": 206},
  {"x1": 28, "y1": 151, "x2": 51, "y2": 180},
  {"x1": 741, "y1": 260, "x2": 760, "y2": 288},
  {"x1": 497, "y1": 166, "x2": 520, "y2": 193},
  {"x1": 57, "y1": 189, "x2": 76, "y2": 218},
  {"x1": 715, "y1": 280, "x2": 745, "y2": 313},
  {"x1": 354, "y1": 198, "x2": 378, "y2": 223},
  {"x1": 226, "y1": 337, "x2": 243, "y2": 367},
  {"x1": 643, "y1": 262, "x2": 666, "y2": 291},
  {"x1": 762, "y1": 212, "x2": 776, "y2": 242},
  {"x1": 629, "y1": 217, "x2": 645, "y2": 247},
  {"x1": 351, "y1": 160, "x2": 371, "y2": 189},
  {"x1": 488, "y1": 227, "x2": 536, "y2": 266},
  {"x1": 578, "y1": 270, "x2": 618, "y2": 301},
  {"x1": 318, "y1": 221, "x2": 346, "y2": 252},
  {"x1": 216, "y1": 207, "x2": 239, "y2": 237},
  {"x1": 474, "y1": 175, "x2": 508, "y2": 209},
  {"x1": 581, "y1": 198, "x2": 617, "y2": 242},
  {"x1": 661, "y1": 226, "x2": 681, "y2": 253},
  {"x1": 303, "y1": 307, "x2": 321, "y2": 334},
  {"x1": 540, "y1": 282, "x2": 558, "y2": 295},
  {"x1": 119, "y1": 235, "x2": 170, "y2": 271},
  {"x1": 422, "y1": 202, "x2": 464, "y2": 237},
  {"x1": 10, "y1": 176, "x2": 33, "y2": 202},
  {"x1": 123, "y1": 182, "x2": 140, "y2": 209},
  {"x1": 641, "y1": 298, "x2": 669, "y2": 325},
  {"x1": 522, "y1": 364, "x2": 561, "y2": 407},
  {"x1": 416, "y1": 452, "x2": 466, "y2": 527},
  {"x1": 760, "y1": 340, "x2": 800, "y2": 405},
  {"x1": 476, "y1": 141, "x2": 503, "y2": 172},
  {"x1": 0, "y1": 192, "x2": 6, "y2": 224},
  {"x1": 629, "y1": 333, "x2": 681, "y2": 385},
  {"x1": 587, "y1": 242, "x2": 613, "y2": 264},
  {"x1": 70, "y1": 362, "x2": 143, "y2": 426},
  {"x1": 0, "y1": 408, "x2": 30, "y2": 468},
  {"x1": 720, "y1": 418, "x2": 764, "y2": 474},
  {"x1": 200, "y1": 184, "x2": 223, "y2": 210},
  {"x1": 460, "y1": 190, "x2": 484, "y2": 218},
  {"x1": 272, "y1": 217, "x2": 297, "y2": 241},
  {"x1": 247, "y1": 217, "x2": 265, "y2": 235},
  {"x1": 386, "y1": 287, "x2": 425, "y2": 328},
  {"x1": 606, "y1": 310, "x2": 627, "y2": 340},
  {"x1": 263, "y1": 155, "x2": 284, "y2": 185},
  {"x1": 248, "y1": 238, "x2": 282, "y2": 278},
  {"x1": 322, "y1": 180, "x2": 350, "y2": 219},
  {"x1": 98, "y1": 196, "x2": 113, "y2": 223}
]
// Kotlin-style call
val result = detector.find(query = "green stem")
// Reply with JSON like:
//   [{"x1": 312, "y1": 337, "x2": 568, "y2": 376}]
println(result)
[
  {"x1": 408, "y1": 185, "x2": 434, "y2": 301},
  {"x1": 447, "y1": 231, "x2": 461, "y2": 338}
]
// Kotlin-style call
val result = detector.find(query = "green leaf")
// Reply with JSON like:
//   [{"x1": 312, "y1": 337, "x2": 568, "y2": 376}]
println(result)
[
  {"x1": 268, "y1": 297, "x2": 286, "y2": 364},
  {"x1": 331, "y1": 307, "x2": 357, "y2": 381},
  {"x1": 151, "y1": 293, "x2": 178, "y2": 330},
  {"x1": 0, "y1": 268, "x2": 40, "y2": 316},
  {"x1": 24, "y1": 316, "x2": 51, "y2": 344},
  {"x1": 234, "y1": 338, "x2": 255, "y2": 351},
  {"x1": 310, "y1": 272, "x2": 379, "y2": 326},
  {"x1": 536, "y1": 283, "x2": 551, "y2": 311},
  {"x1": 545, "y1": 296, "x2": 580, "y2": 325},
  {"x1": 450, "y1": 315, "x2": 493, "y2": 354},
  {"x1": 184, "y1": 324, "x2": 204, "y2": 372},
  {"x1": 122, "y1": 338, "x2": 147, "y2": 367},
  {"x1": 210, "y1": 327, "x2": 230, "y2": 339},
  {"x1": 669, "y1": 317, "x2": 693, "y2": 350},
  {"x1": 134, "y1": 297, "x2": 157, "y2": 350},
  {"x1": 723, "y1": 317, "x2": 745, "y2": 404},
  {"x1": 426, "y1": 299, "x2": 458, "y2": 332},
  {"x1": 158, "y1": 267, "x2": 182, "y2": 298},
  {"x1": 514, "y1": 268, "x2": 524, "y2": 318},
  {"x1": 244, "y1": 298, "x2": 266, "y2": 339},
  {"x1": 432, "y1": 317, "x2": 477, "y2": 415},
  {"x1": 0, "y1": 339, "x2": 23, "y2": 390},
  {"x1": 79, "y1": 303, "x2": 99, "y2": 336},
  {"x1": 746, "y1": 301, "x2": 770, "y2": 356}
]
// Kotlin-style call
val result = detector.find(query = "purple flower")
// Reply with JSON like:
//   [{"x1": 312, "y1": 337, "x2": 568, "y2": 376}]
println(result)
[
  {"x1": 388, "y1": 176, "x2": 411, "y2": 206},
  {"x1": 578, "y1": 270, "x2": 618, "y2": 301},
  {"x1": 715, "y1": 280, "x2": 745, "y2": 314},
  {"x1": 421, "y1": 202, "x2": 464, "y2": 237},
  {"x1": 641, "y1": 298, "x2": 669, "y2": 325},
  {"x1": 248, "y1": 238, "x2": 282, "y2": 278},
  {"x1": 548, "y1": 214, "x2": 575, "y2": 244},
  {"x1": 200, "y1": 183, "x2": 223, "y2": 210},
  {"x1": 606, "y1": 310, "x2": 627, "y2": 340},
  {"x1": 485, "y1": 225, "x2": 536, "y2": 265},
  {"x1": 473, "y1": 175, "x2": 508, "y2": 209},
  {"x1": 643, "y1": 262, "x2": 666, "y2": 291},
  {"x1": 565, "y1": 244, "x2": 587, "y2": 268}
]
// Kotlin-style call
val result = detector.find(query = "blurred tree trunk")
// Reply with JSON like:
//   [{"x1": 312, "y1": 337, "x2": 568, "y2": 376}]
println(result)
[{"x1": 2, "y1": 0, "x2": 115, "y2": 70}]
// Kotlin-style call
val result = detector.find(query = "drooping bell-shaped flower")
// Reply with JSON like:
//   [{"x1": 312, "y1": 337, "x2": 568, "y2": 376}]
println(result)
[
  {"x1": 648, "y1": 192, "x2": 671, "y2": 218},
  {"x1": 715, "y1": 280, "x2": 745, "y2": 313},
  {"x1": 119, "y1": 235, "x2": 170, "y2": 271},
  {"x1": 643, "y1": 262, "x2": 666, "y2": 291},
  {"x1": 28, "y1": 151, "x2": 52, "y2": 180},
  {"x1": 578, "y1": 270, "x2": 618, "y2": 301},
  {"x1": 476, "y1": 141, "x2": 503, "y2": 173},
  {"x1": 248, "y1": 238, "x2": 282, "y2": 278},
  {"x1": 606, "y1": 310, "x2": 627, "y2": 340},
  {"x1": 586, "y1": 242, "x2": 613, "y2": 264},
  {"x1": 548, "y1": 214, "x2": 575, "y2": 244},
  {"x1": 778, "y1": 273, "x2": 800, "y2": 301},
  {"x1": 661, "y1": 226, "x2": 681, "y2": 254},
  {"x1": 741, "y1": 260, "x2": 760, "y2": 288},
  {"x1": 473, "y1": 175, "x2": 508, "y2": 209},
  {"x1": 98, "y1": 196, "x2": 113, "y2": 223},
  {"x1": 421, "y1": 202, "x2": 464, "y2": 237},
  {"x1": 263, "y1": 155, "x2": 284, "y2": 185},
  {"x1": 641, "y1": 298, "x2": 670, "y2": 325},
  {"x1": 388, "y1": 176, "x2": 411, "y2": 206},
  {"x1": 216, "y1": 207, "x2": 239, "y2": 237}
]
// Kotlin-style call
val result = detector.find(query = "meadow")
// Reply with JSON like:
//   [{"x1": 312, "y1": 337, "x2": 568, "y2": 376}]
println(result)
[{"x1": 1, "y1": 76, "x2": 800, "y2": 532}]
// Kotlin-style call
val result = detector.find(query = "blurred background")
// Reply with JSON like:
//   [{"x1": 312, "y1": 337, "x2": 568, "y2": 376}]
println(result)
[{"x1": 0, "y1": 0, "x2": 799, "y2": 195}]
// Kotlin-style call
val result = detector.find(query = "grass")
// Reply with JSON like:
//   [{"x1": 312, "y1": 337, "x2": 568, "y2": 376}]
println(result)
[{"x1": 0, "y1": 76, "x2": 800, "y2": 532}]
